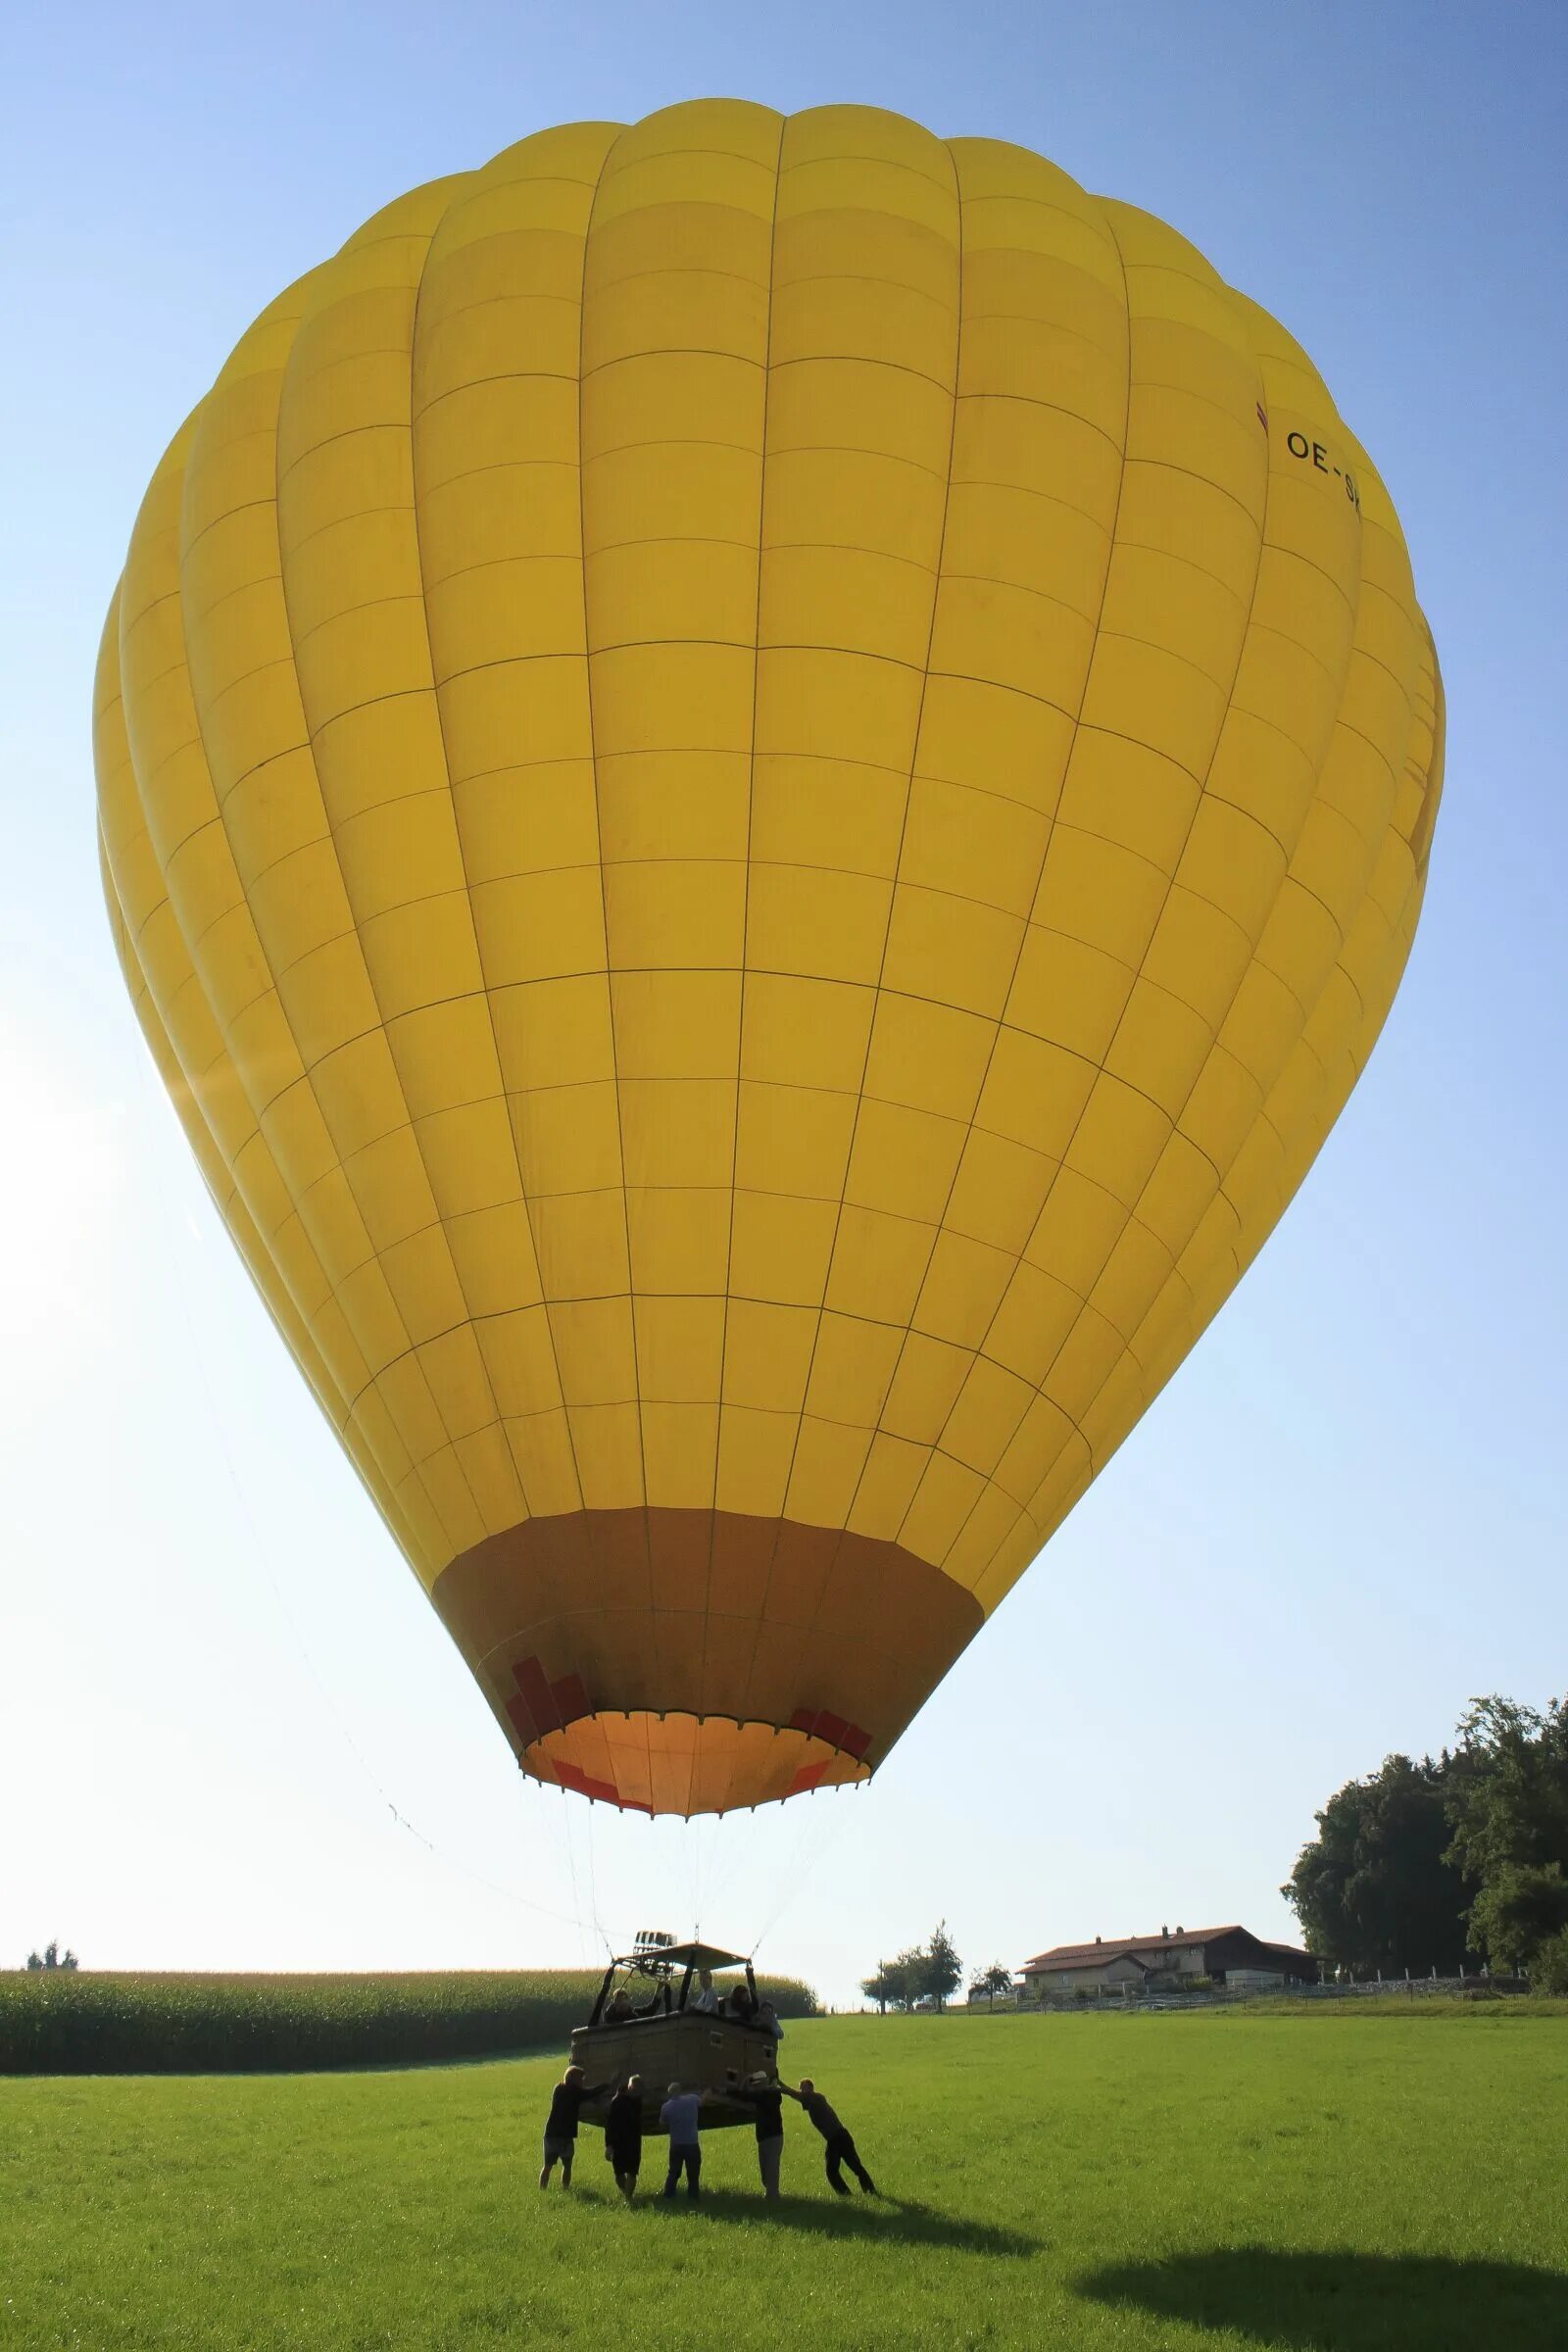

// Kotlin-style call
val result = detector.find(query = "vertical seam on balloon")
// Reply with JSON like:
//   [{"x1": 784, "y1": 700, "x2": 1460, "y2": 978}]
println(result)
[
  {"x1": 133, "y1": 429, "x2": 426, "y2": 1547},
  {"x1": 575, "y1": 126, "x2": 657, "y2": 1639},
  {"x1": 705, "y1": 109, "x2": 788, "y2": 1788},
  {"x1": 818, "y1": 170, "x2": 1136, "y2": 1592},
  {"x1": 113, "y1": 521, "x2": 278, "y2": 1225},
  {"x1": 107, "y1": 836, "x2": 351, "y2": 1446},
  {"x1": 113, "y1": 509, "x2": 427, "y2": 1570},
  {"x1": 889, "y1": 194, "x2": 1138, "y2": 1575},
  {"x1": 1122, "y1": 425, "x2": 1379, "y2": 1405},
  {"x1": 941, "y1": 244, "x2": 1291, "y2": 1581},
  {"x1": 736, "y1": 128, "x2": 966, "y2": 1699},
  {"x1": 1199, "y1": 580, "x2": 1424, "y2": 1326},
  {"x1": 99, "y1": 796, "x2": 367, "y2": 1451},
  {"x1": 166, "y1": 396, "x2": 425, "y2": 1508},
  {"x1": 310, "y1": 231, "x2": 500, "y2": 1556},
  {"x1": 408, "y1": 171, "x2": 572, "y2": 1539},
  {"x1": 1405, "y1": 632, "x2": 1443, "y2": 876},
  {"x1": 260, "y1": 246, "x2": 491, "y2": 1563},
  {"x1": 963, "y1": 371, "x2": 1298, "y2": 1561}
]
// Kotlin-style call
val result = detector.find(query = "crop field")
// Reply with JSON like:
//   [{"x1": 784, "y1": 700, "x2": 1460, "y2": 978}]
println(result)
[
  {"x1": 3, "y1": 2008, "x2": 1566, "y2": 2351},
  {"x1": 0, "y1": 1969, "x2": 816, "y2": 2076}
]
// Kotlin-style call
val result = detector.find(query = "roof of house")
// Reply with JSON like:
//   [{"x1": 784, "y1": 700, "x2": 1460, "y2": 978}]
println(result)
[{"x1": 1022, "y1": 1925, "x2": 1311, "y2": 1970}]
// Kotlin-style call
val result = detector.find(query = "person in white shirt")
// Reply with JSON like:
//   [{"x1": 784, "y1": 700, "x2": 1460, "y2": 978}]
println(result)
[
  {"x1": 659, "y1": 2082, "x2": 711, "y2": 2199},
  {"x1": 689, "y1": 1969, "x2": 720, "y2": 2014}
]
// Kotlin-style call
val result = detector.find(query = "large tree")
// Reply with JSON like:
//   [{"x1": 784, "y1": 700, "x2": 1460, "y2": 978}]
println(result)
[
  {"x1": 1446, "y1": 1695, "x2": 1568, "y2": 1967},
  {"x1": 920, "y1": 1922, "x2": 963, "y2": 2010},
  {"x1": 1285, "y1": 1694, "x2": 1568, "y2": 1979},
  {"x1": 1282, "y1": 1751, "x2": 1473, "y2": 1974},
  {"x1": 863, "y1": 1927, "x2": 964, "y2": 2010},
  {"x1": 859, "y1": 1946, "x2": 927, "y2": 2012},
  {"x1": 859, "y1": 1959, "x2": 903, "y2": 2012},
  {"x1": 968, "y1": 1963, "x2": 1014, "y2": 2006}
]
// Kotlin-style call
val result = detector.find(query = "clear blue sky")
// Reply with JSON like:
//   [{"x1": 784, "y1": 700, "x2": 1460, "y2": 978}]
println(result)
[{"x1": 3, "y1": 1, "x2": 1563, "y2": 2005}]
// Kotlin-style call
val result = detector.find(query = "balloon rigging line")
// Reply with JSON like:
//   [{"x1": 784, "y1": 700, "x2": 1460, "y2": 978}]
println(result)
[
  {"x1": 130, "y1": 1049, "x2": 858, "y2": 1960},
  {"x1": 691, "y1": 1809, "x2": 713, "y2": 1938},
  {"x1": 754, "y1": 1795, "x2": 827, "y2": 1949},
  {"x1": 747, "y1": 1784, "x2": 862, "y2": 1965},
  {"x1": 389, "y1": 1790, "x2": 586, "y2": 1931},
  {"x1": 558, "y1": 1788, "x2": 592, "y2": 1965},
  {"x1": 681, "y1": 1809, "x2": 702, "y2": 1942},
  {"x1": 693, "y1": 1811, "x2": 707, "y2": 1933},
  {"x1": 582, "y1": 1798, "x2": 613, "y2": 1960},
  {"x1": 689, "y1": 1808, "x2": 748, "y2": 1938},
  {"x1": 129, "y1": 1055, "x2": 594, "y2": 1937},
  {"x1": 129, "y1": 1055, "x2": 858, "y2": 1964},
  {"x1": 689, "y1": 1811, "x2": 714, "y2": 1939}
]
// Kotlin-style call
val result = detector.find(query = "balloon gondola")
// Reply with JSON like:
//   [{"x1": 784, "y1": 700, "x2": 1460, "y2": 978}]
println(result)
[
  {"x1": 569, "y1": 1931, "x2": 778, "y2": 2132},
  {"x1": 96, "y1": 101, "x2": 1443, "y2": 1816}
]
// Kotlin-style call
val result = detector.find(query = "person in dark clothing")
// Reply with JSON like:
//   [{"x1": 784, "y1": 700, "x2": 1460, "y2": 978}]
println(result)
[
  {"x1": 737, "y1": 2071, "x2": 786, "y2": 2199},
  {"x1": 603, "y1": 2072, "x2": 644, "y2": 2201},
  {"x1": 539, "y1": 2064, "x2": 604, "y2": 2188},
  {"x1": 725, "y1": 1981, "x2": 758, "y2": 2024},
  {"x1": 782, "y1": 2079, "x2": 878, "y2": 2195}
]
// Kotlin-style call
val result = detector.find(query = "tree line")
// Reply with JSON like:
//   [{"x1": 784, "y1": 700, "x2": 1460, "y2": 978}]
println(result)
[
  {"x1": 860, "y1": 1922, "x2": 962, "y2": 2011},
  {"x1": 858, "y1": 1921, "x2": 1013, "y2": 2011},
  {"x1": 24, "y1": 1942, "x2": 77, "y2": 1973},
  {"x1": 1283, "y1": 1693, "x2": 1568, "y2": 1990}
]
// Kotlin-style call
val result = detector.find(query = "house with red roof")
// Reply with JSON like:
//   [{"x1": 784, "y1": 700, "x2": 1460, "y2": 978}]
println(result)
[{"x1": 1019, "y1": 1923, "x2": 1317, "y2": 1998}]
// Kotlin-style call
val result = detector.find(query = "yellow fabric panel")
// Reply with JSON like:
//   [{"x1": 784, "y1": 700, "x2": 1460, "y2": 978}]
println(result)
[
  {"x1": 158, "y1": 329, "x2": 477, "y2": 1564},
  {"x1": 97, "y1": 771, "x2": 437, "y2": 1582},
  {"x1": 96, "y1": 805, "x2": 433, "y2": 1580},
  {"x1": 98, "y1": 102, "x2": 1443, "y2": 1695},
  {"x1": 111, "y1": 333, "x2": 484, "y2": 1573},
  {"x1": 103, "y1": 848, "x2": 337, "y2": 1426}
]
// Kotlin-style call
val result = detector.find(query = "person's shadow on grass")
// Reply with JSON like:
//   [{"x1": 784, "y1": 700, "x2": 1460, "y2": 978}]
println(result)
[
  {"x1": 1078, "y1": 2248, "x2": 1568, "y2": 2351},
  {"x1": 648, "y1": 2185, "x2": 1037, "y2": 2256}
]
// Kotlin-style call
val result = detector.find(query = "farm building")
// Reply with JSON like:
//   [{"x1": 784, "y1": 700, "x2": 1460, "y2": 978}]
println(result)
[{"x1": 1019, "y1": 1924, "x2": 1317, "y2": 1997}]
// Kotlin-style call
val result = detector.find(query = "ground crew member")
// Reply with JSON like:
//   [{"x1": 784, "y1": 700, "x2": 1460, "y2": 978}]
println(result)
[{"x1": 782, "y1": 2078, "x2": 878, "y2": 2195}]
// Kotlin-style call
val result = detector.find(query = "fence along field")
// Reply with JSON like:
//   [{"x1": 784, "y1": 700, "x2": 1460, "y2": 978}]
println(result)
[{"x1": 0, "y1": 1969, "x2": 818, "y2": 2075}]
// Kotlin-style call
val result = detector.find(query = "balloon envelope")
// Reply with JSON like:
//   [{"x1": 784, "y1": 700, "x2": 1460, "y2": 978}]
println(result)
[{"x1": 97, "y1": 102, "x2": 1443, "y2": 1814}]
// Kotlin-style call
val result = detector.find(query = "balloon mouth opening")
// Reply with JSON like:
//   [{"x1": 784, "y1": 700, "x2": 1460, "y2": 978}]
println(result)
[{"x1": 522, "y1": 1709, "x2": 873, "y2": 1817}]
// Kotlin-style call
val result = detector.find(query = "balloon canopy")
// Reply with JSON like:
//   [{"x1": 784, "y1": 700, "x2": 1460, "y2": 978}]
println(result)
[{"x1": 97, "y1": 101, "x2": 1443, "y2": 1815}]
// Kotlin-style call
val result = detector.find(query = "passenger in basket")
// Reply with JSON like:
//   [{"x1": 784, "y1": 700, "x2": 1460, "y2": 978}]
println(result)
[
  {"x1": 690, "y1": 1969, "x2": 721, "y2": 2014},
  {"x1": 604, "y1": 1987, "x2": 634, "y2": 2023},
  {"x1": 757, "y1": 1999, "x2": 784, "y2": 2046},
  {"x1": 659, "y1": 2082, "x2": 711, "y2": 2200}
]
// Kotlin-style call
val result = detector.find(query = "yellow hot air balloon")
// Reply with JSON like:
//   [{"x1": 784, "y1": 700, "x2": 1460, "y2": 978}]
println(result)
[{"x1": 96, "y1": 101, "x2": 1443, "y2": 1817}]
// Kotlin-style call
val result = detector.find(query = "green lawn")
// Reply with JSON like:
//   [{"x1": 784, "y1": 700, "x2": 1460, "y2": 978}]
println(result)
[{"x1": 3, "y1": 2011, "x2": 1566, "y2": 2351}]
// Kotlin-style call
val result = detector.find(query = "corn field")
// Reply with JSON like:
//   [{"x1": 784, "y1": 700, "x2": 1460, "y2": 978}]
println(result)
[{"x1": 0, "y1": 1969, "x2": 818, "y2": 2075}]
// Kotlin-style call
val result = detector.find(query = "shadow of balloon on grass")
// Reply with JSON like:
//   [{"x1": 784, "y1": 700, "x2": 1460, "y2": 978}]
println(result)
[
  {"x1": 646, "y1": 2185, "x2": 1038, "y2": 2256},
  {"x1": 1077, "y1": 2248, "x2": 1568, "y2": 2350}
]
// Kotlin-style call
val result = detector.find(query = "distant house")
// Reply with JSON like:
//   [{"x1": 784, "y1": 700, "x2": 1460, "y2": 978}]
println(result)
[{"x1": 1019, "y1": 1924, "x2": 1318, "y2": 1997}]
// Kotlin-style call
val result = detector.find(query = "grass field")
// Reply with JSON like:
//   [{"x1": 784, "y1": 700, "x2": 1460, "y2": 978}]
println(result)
[{"x1": 3, "y1": 2009, "x2": 1566, "y2": 2351}]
